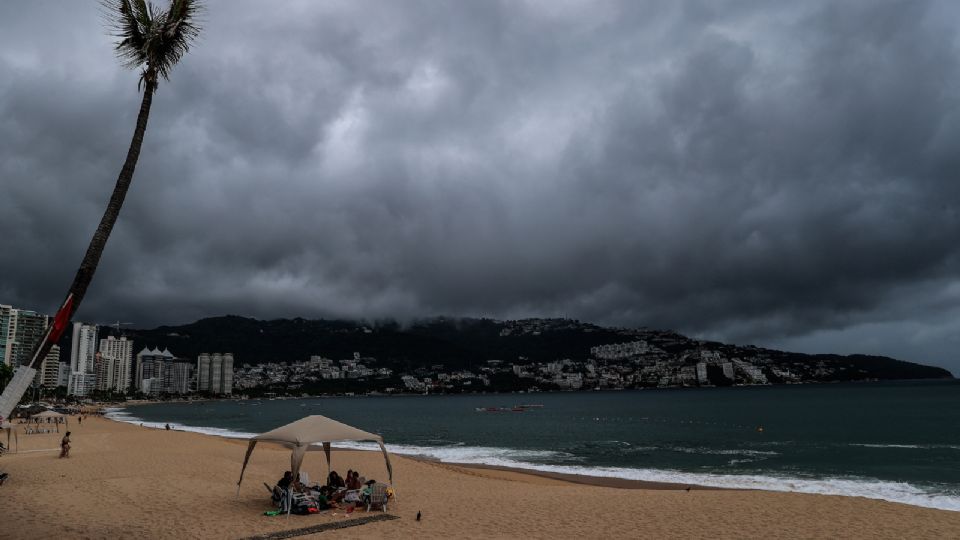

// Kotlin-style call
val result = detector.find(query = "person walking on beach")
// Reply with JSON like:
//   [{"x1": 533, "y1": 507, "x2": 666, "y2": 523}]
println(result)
[{"x1": 60, "y1": 431, "x2": 71, "y2": 459}]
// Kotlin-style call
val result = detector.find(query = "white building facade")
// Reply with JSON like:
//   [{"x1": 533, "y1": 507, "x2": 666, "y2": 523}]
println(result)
[
  {"x1": 1, "y1": 305, "x2": 49, "y2": 368},
  {"x1": 68, "y1": 323, "x2": 99, "y2": 396},
  {"x1": 99, "y1": 336, "x2": 134, "y2": 393},
  {"x1": 196, "y1": 352, "x2": 234, "y2": 395}
]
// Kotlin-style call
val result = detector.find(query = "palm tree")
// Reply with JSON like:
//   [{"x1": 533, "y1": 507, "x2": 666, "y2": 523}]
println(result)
[{"x1": 0, "y1": 1, "x2": 201, "y2": 414}]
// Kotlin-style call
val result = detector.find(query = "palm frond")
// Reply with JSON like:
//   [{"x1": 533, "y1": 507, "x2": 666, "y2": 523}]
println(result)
[
  {"x1": 151, "y1": 0, "x2": 202, "y2": 82},
  {"x1": 103, "y1": 0, "x2": 202, "y2": 88},
  {"x1": 104, "y1": 0, "x2": 150, "y2": 69}
]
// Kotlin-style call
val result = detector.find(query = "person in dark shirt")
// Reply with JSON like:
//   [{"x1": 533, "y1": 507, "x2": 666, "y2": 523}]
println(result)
[
  {"x1": 347, "y1": 471, "x2": 362, "y2": 490},
  {"x1": 327, "y1": 470, "x2": 345, "y2": 488},
  {"x1": 277, "y1": 471, "x2": 293, "y2": 490},
  {"x1": 59, "y1": 432, "x2": 71, "y2": 458}
]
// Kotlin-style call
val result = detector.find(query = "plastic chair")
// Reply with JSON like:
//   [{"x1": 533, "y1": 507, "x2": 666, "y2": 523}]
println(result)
[{"x1": 367, "y1": 483, "x2": 389, "y2": 512}]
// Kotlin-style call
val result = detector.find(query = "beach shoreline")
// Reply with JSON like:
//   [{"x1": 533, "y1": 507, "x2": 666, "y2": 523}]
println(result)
[
  {"x1": 449, "y1": 461, "x2": 727, "y2": 491},
  {"x1": 1, "y1": 415, "x2": 959, "y2": 538},
  {"x1": 107, "y1": 407, "x2": 725, "y2": 492},
  {"x1": 103, "y1": 400, "x2": 960, "y2": 512}
]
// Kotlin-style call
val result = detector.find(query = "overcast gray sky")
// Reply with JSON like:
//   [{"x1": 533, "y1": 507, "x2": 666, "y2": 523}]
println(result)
[{"x1": 2, "y1": 0, "x2": 960, "y2": 373}]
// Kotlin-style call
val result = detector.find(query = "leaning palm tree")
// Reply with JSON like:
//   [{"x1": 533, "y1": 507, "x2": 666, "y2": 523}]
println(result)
[{"x1": 0, "y1": 0, "x2": 201, "y2": 417}]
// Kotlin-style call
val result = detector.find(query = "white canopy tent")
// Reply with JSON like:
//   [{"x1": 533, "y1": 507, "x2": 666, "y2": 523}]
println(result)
[
  {"x1": 29, "y1": 410, "x2": 67, "y2": 433},
  {"x1": 236, "y1": 415, "x2": 394, "y2": 497}
]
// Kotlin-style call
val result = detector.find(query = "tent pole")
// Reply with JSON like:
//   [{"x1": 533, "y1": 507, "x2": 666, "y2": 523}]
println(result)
[
  {"x1": 236, "y1": 441, "x2": 258, "y2": 498},
  {"x1": 323, "y1": 442, "x2": 331, "y2": 477}
]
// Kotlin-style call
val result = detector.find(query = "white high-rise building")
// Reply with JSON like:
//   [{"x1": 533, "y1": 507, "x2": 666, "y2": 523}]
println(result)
[
  {"x1": 210, "y1": 353, "x2": 223, "y2": 394},
  {"x1": 221, "y1": 353, "x2": 234, "y2": 395},
  {"x1": 68, "y1": 323, "x2": 99, "y2": 396},
  {"x1": 34, "y1": 344, "x2": 61, "y2": 389},
  {"x1": 136, "y1": 347, "x2": 174, "y2": 393},
  {"x1": 1, "y1": 306, "x2": 49, "y2": 368},
  {"x1": 99, "y1": 336, "x2": 134, "y2": 393},
  {"x1": 57, "y1": 362, "x2": 71, "y2": 387},
  {"x1": 197, "y1": 353, "x2": 210, "y2": 392},
  {"x1": 95, "y1": 352, "x2": 114, "y2": 392},
  {"x1": 196, "y1": 352, "x2": 233, "y2": 395},
  {"x1": 164, "y1": 361, "x2": 194, "y2": 394}
]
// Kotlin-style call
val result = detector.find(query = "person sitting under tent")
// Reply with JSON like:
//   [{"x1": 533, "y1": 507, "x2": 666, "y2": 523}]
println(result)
[
  {"x1": 360, "y1": 479, "x2": 376, "y2": 506},
  {"x1": 311, "y1": 485, "x2": 340, "y2": 510},
  {"x1": 276, "y1": 471, "x2": 293, "y2": 490},
  {"x1": 346, "y1": 470, "x2": 361, "y2": 490},
  {"x1": 276, "y1": 471, "x2": 311, "y2": 494},
  {"x1": 326, "y1": 470, "x2": 345, "y2": 489},
  {"x1": 236, "y1": 414, "x2": 396, "y2": 514}
]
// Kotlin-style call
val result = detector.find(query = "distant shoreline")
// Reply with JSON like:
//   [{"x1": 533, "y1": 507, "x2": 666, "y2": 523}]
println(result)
[{"x1": 101, "y1": 377, "x2": 957, "y2": 409}]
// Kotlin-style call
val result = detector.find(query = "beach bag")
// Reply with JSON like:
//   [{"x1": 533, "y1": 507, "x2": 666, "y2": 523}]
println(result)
[{"x1": 292, "y1": 499, "x2": 319, "y2": 515}]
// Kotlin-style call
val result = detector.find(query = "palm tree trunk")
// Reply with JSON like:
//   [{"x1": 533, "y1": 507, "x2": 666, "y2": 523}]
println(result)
[{"x1": 25, "y1": 82, "x2": 156, "y2": 371}]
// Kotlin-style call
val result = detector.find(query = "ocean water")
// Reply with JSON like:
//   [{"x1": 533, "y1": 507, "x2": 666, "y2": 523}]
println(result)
[{"x1": 107, "y1": 379, "x2": 960, "y2": 511}]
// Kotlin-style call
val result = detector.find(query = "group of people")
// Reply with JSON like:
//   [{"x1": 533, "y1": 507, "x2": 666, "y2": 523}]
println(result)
[
  {"x1": 326, "y1": 469, "x2": 369, "y2": 490},
  {"x1": 273, "y1": 468, "x2": 384, "y2": 512}
]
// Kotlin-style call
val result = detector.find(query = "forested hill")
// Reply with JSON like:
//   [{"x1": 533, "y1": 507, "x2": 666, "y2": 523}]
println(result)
[{"x1": 103, "y1": 315, "x2": 954, "y2": 381}]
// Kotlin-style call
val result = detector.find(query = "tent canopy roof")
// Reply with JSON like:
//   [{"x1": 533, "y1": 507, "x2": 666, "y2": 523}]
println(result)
[
  {"x1": 30, "y1": 410, "x2": 65, "y2": 418},
  {"x1": 236, "y1": 414, "x2": 394, "y2": 492},
  {"x1": 252, "y1": 415, "x2": 382, "y2": 447}
]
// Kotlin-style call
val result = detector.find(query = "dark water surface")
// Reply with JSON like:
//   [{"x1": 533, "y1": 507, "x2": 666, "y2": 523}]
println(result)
[{"x1": 111, "y1": 379, "x2": 960, "y2": 510}]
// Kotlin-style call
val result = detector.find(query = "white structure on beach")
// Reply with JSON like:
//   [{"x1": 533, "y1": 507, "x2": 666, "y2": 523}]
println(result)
[
  {"x1": 197, "y1": 352, "x2": 234, "y2": 395},
  {"x1": 68, "y1": 322, "x2": 99, "y2": 396}
]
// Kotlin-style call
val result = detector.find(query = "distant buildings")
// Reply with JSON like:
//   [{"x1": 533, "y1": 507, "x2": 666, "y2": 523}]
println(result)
[
  {"x1": 136, "y1": 346, "x2": 169, "y2": 392},
  {"x1": 696, "y1": 362, "x2": 709, "y2": 384},
  {"x1": 135, "y1": 347, "x2": 196, "y2": 396},
  {"x1": 98, "y1": 336, "x2": 134, "y2": 393},
  {"x1": 722, "y1": 362, "x2": 735, "y2": 380},
  {"x1": 197, "y1": 353, "x2": 233, "y2": 395},
  {"x1": 35, "y1": 345, "x2": 61, "y2": 389},
  {"x1": 0, "y1": 304, "x2": 49, "y2": 368},
  {"x1": 0, "y1": 303, "x2": 252, "y2": 398},
  {"x1": 163, "y1": 360, "x2": 194, "y2": 394},
  {"x1": 68, "y1": 323, "x2": 99, "y2": 396}
]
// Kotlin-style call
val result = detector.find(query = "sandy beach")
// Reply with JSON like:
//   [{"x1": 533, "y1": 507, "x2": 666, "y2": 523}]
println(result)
[{"x1": 1, "y1": 416, "x2": 959, "y2": 539}]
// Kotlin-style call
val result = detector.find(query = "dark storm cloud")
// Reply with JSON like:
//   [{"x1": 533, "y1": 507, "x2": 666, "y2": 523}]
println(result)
[{"x1": 2, "y1": 0, "x2": 960, "y2": 371}]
